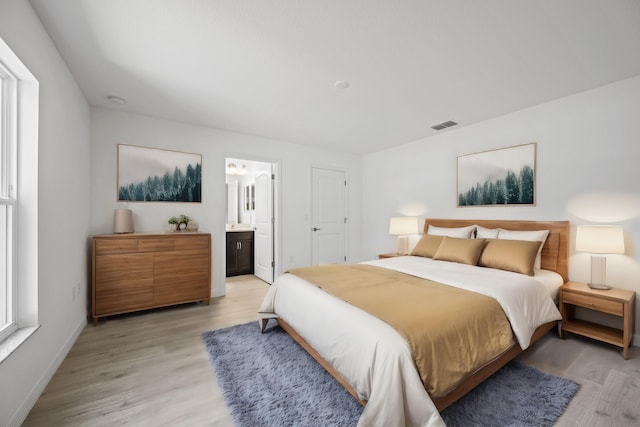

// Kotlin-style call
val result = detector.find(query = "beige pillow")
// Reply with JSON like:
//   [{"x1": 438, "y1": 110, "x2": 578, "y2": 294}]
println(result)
[
  {"x1": 410, "y1": 234, "x2": 444, "y2": 258},
  {"x1": 497, "y1": 229, "x2": 549, "y2": 270},
  {"x1": 478, "y1": 239, "x2": 542, "y2": 276},
  {"x1": 433, "y1": 236, "x2": 486, "y2": 265}
]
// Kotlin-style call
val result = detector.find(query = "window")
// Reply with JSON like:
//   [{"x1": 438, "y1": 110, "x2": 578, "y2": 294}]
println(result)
[
  {"x1": 0, "y1": 56, "x2": 17, "y2": 342},
  {"x1": 0, "y1": 36, "x2": 39, "y2": 353}
]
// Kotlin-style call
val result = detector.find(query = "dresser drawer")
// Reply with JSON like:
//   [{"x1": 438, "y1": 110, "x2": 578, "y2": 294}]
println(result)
[
  {"x1": 138, "y1": 238, "x2": 175, "y2": 252},
  {"x1": 94, "y1": 238, "x2": 138, "y2": 255},
  {"x1": 174, "y1": 235, "x2": 210, "y2": 251},
  {"x1": 563, "y1": 291, "x2": 623, "y2": 316}
]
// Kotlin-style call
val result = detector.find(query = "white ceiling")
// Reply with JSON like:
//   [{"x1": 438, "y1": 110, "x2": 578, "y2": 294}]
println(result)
[{"x1": 30, "y1": 0, "x2": 640, "y2": 154}]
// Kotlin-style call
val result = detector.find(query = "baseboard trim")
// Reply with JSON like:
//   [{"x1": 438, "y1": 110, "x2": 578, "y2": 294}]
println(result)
[{"x1": 9, "y1": 316, "x2": 86, "y2": 427}]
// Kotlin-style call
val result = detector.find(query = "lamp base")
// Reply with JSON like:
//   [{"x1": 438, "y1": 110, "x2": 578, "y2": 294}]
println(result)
[
  {"x1": 587, "y1": 283, "x2": 611, "y2": 290},
  {"x1": 588, "y1": 255, "x2": 609, "y2": 290},
  {"x1": 396, "y1": 236, "x2": 409, "y2": 255}
]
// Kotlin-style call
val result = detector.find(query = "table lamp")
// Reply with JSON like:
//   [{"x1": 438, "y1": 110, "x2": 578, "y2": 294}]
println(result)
[
  {"x1": 389, "y1": 217, "x2": 419, "y2": 255},
  {"x1": 575, "y1": 225, "x2": 624, "y2": 290}
]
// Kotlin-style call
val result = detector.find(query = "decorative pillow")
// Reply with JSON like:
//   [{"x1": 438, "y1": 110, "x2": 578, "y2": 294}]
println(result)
[
  {"x1": 478, "y1": 239, "x2": 542, "y2": 276},
  {"x1": 475, "y1": 225, "x2": 500, "y2": 239},
  {"x1": 497, "y1": 229, "x2": 549, "y2": 270},
  {"x1": 433, "y1": 236, "x2": 486, "y2": 265},
  {"x1": 410, "y1": 234, "x2": 444, "y2": 258},
  {"x1": 427, "y1": 224, "x2": 476, "y2": 239}
]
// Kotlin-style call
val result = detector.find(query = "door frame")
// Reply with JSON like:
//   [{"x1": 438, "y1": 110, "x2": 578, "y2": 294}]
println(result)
[
  {"x1": 310, "y1": 164, "x2": 349, "y2": 265},
  {"x1": 222, "y1": 155, "x2": 280, "y2": 290}
]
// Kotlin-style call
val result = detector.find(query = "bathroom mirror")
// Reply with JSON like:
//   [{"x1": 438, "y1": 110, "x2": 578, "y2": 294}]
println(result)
[{"x1": 226, "y1": 180, "x2": 239, "y2": 224}]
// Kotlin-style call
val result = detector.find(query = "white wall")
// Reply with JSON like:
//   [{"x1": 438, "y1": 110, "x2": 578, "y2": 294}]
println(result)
[
  {"x1": 0, "y1": 1, "x2": 91, "y2": 425},
  {"x1": 90, "y1": 108, "x2": 363, "y2": 296},
  {"x1": 363, "y1": 75, "x2": 640, "y2": 338}
]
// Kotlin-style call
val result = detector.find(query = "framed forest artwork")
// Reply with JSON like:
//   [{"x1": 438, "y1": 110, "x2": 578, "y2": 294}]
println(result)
[
  {"x1": 457, "y1": 142, "x2": 536, "y2": 207},
  {"x1": 117, "y1": 144, "x2": 202, "y2": 202}
]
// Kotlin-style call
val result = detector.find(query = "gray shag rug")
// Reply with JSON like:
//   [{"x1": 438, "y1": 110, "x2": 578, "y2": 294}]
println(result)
[{"x1": 202, "y1": 321, "x2": 578, "y2": 427}]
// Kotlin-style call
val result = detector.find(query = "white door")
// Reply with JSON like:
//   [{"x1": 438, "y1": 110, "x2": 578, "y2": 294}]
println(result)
[
  {"x1": 312, "y1": 167, "x2": 346, "y2": 265},
  {"x1": 254, "y1": 168, "x2": 274, "y2": 283}
]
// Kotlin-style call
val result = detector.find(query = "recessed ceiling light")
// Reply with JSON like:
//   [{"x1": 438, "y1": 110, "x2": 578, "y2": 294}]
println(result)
[
  {"x1": 107, "y1": 95, "x2": 126, "y2": 105},
  {"x1": 334, "y1": 80, "x2": 350, "y2": 89}
]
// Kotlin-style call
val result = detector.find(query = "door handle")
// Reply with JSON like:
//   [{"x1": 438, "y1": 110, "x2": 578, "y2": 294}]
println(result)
[{"x1": 313, "y1": 227, "x2": 321, "y2": 232}]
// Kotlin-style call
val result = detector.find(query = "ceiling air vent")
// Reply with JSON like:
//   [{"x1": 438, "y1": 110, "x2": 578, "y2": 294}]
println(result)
[{"x1": 431, "y1": 120, "x2": 459, "y2": 131}]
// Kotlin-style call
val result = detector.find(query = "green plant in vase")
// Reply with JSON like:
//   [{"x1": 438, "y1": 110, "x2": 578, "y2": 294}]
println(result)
[{"x1": 168, "y1": 214, "x2": 190, "y2": 231}]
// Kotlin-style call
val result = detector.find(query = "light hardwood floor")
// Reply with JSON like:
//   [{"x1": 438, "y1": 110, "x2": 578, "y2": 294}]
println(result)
[
  {"x1": 23, "y1": 275, "x2": 268, "y2": 427},
  {"x1": 24, "y1": 276, "x2": 640, "y2": 426}
]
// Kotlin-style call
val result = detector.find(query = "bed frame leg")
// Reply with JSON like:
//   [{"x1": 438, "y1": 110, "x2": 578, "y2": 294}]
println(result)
[{"x1": 260, "y1": 318, "x2": 269, "y2": 332}]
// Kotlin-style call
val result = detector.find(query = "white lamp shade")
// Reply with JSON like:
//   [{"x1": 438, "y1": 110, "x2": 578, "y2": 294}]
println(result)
[
  {"x1": 575, "y1": 225, "x2": 624, "y2": 254},
  {"x1": 389, "y1": 217, "x2": 419, "y2": 236},
  {"x1": 113, "y1": 209, "x2": 134, "y2": 233}
]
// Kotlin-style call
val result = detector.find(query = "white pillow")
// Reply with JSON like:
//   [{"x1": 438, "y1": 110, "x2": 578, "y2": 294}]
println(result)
[
  {"x1": 497, "y1": 229, "x2": 550, "y2": 270},
  {"x1": 475, "y1": 225, "x2": 500, "y2": 239},
  {"x1": 427, "y1": 224, "x2": 476, "y2": 239}
]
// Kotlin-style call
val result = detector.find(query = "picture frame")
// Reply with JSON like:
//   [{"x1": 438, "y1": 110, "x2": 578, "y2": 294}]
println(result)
[
  {"x1": 117, "y1": 144, "x2": 202, "y2": 202},
  {"x1": 457, "y1": 142, "x2": 536, "y2": 207}
]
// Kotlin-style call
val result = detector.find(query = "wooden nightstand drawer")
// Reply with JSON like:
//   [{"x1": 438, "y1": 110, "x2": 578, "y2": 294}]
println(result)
[{"x1": 562, "y1": 292, "x2": 623, "y2": 316}]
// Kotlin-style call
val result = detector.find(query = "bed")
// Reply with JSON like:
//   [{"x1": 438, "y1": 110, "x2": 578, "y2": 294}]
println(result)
[{"x1": 258, "y1": 219, "x2": 569, "y2": 427}]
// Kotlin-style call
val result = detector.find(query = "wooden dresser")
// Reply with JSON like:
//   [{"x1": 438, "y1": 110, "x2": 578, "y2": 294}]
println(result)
[{"x1": 92, "y1": 232, "x2": 211, "y2": 325}]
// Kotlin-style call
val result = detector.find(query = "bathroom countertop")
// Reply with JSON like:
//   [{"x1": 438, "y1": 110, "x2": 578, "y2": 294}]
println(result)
[{"x1": 225, "y1": 225, "x2": 254, "y2": 232}]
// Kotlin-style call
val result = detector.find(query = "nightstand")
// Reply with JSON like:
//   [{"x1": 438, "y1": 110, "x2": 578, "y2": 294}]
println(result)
[
  {"x1": 559, "y1": 281, "x2": 636, "y2": 359},
  {"x1": 378, "y1": 253, "x2": 405, "y2": 259}
]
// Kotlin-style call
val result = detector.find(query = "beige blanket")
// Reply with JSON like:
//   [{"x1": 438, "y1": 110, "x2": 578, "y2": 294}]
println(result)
[{"x1": 288, "y1": 264, "x2": 514, "y2": 397}]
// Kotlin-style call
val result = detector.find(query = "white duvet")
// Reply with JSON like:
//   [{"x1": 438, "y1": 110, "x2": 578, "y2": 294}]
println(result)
[{"x1": 258, "y1": 256, "x2": 562, "y2": 427}]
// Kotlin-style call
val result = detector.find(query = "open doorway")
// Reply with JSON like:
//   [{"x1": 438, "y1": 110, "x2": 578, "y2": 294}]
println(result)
[{"x1": 225, "y1": 157, "x2": 276, "y2": 284}]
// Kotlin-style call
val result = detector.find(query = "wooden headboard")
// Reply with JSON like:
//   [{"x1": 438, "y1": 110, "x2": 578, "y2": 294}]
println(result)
[{"x1": 423, "y1": 219, "x2": 570, "y2": 282}]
